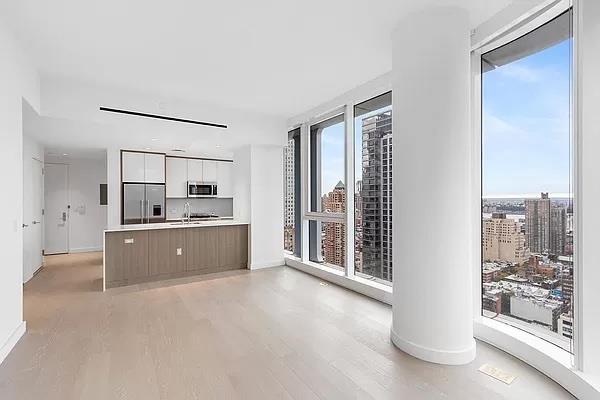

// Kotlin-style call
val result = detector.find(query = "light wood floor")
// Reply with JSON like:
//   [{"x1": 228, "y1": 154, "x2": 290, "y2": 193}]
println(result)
[{"x1": 0, "y1": 252, "x2": 574, "y2": 400}]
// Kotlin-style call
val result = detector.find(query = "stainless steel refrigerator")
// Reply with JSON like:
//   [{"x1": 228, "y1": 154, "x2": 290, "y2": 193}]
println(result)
[{"x1": 122, "y1": 183, "x2": 165, "y2": 224}]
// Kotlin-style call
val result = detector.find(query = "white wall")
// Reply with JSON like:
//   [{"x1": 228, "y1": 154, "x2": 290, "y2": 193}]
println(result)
[
  {"x1": 250, "y1": 145, "x2": 284, "y2": 268},
  {"x1": 233, "y1": 146, "x2": 252, "y2": 223},
  {"x1": 578, "y1": 0, "x2": 600, "y2": 382},
  {"x1": 233, "y1": 145, "x2": 284, "y2": 269},
  {"x1": 106, "y1": 147, "x2": 121, "y2": 228},
  {"x1": 62, "y1": 157, "x2": 107, "y2": 252},
  {"x1": 0, "y1": 18, "x2": 40, "y2": 363}
]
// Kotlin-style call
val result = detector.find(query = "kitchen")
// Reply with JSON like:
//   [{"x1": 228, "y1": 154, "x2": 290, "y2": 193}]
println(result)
[{"x1": 104, "y1": 149, "x2": 250, "y2": 289}]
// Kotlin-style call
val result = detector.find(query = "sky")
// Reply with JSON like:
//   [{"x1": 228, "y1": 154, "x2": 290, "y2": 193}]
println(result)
[
  {"x1": 317, "y1": 38, "x2": 572, "y2": 199},
  {"x1": 482, "y1": 38, "x2": 572, "y2": 198}
]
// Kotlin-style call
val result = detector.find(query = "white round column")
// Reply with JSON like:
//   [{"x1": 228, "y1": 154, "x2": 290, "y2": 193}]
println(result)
[{"x1": 390, "y1": 6, "x2": 475, "y2": 365}]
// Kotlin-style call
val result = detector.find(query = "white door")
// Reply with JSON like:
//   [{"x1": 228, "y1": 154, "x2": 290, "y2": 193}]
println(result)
[
  {"x1": 44, "y1": 163, "x2": 69, "y2": 254},
  {"x1": 121, "y1": 151, "x2": 145, "y2": 182},
  {"x1": 23, "y1": 158, "x2": 44, "y2": 281},
  {"x1": 144, "y1": 153, "x2": 165, "y2": 183},
  {"x1": 31, "y1": 159, "x2": 44, "y2": 273}
]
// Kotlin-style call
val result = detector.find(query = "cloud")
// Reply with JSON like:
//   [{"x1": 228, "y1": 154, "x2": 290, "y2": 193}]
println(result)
[{"x1": 497, "y1": 63, "x2": 542, "y2": 83}]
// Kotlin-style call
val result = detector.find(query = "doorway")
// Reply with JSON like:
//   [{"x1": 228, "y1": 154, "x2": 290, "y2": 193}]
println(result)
[{"x1": 44, "y1": 163, "x2": 69, "y2": 255}]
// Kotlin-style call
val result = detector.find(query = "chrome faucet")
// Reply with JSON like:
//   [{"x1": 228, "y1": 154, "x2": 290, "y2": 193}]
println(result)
[{"x1": 183, "y1": 202, "x2": 192, "y2": 224}]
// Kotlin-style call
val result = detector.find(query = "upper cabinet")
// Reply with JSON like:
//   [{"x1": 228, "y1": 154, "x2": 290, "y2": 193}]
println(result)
[
  {"x1": 122, "y1": 151, "x2": 165, "y2": 183},
  {"x1": 217, "y1": 162, "x2": 233, "y2": 198},
  {"x1": 203, "y1": 160, "x2": 217, "y2": 182},
  {"x1": 165, "y1": 155, "x2": 234, "y2": 198},
  {"x1": 166, "y1": 157, "x2": 188, "y2": 198},
  {"x1": 122, "y1": 151, "x2": 145, "y2": 182},
  {"x1": 187, "y1": 159, "x2": 203, "y2": 182},
  {"x1": 145, "y1": 153, "x2": 166, "y2": 183}
]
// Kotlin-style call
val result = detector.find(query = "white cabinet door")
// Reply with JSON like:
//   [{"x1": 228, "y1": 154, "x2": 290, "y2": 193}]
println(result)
[
  {"x1": 144, "y1": 153, "x2": 165, "y2": 183},
  {"x1": 217, "y1": 161, "x2": 234, "y2": 198},
  {"x1": 122, "y1": 151, "x2": 145, "y2": 182},
  {"x1": 187, "y1": 159, "x2": 203, "y2": 181},
  {"x1": 166, "y1": 157, "x2": 188, "y2": 198},
  {"x1": 203, "y1": 160, "x2": 217, "y2": 182}
]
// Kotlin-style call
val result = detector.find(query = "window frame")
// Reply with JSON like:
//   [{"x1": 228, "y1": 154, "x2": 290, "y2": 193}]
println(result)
[
  {"x1": 305, "y1": 106, "x2": 347, "y2": 222},
  {"x1": 472, "y1": 0, "x2": 578, "y2": 364},
  {"x1": 288, "y1": 86, "x2": 393, "y2": 282},
  {"x1": 283, "y1": 127, "x2": 302, "y2": 257}
]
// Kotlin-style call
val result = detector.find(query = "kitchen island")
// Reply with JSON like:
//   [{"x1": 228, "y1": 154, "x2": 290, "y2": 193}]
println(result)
[{"x1": 103, "y1": 220, "x2": 249, "y2": 289}]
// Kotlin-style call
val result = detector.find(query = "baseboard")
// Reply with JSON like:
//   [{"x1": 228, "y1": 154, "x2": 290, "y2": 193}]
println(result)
[
  {"x1": 0, "y1": 321, "x2": 26, "y2": 366},
  {"x1": 250, "y1": 260, "x2": 285, "y2": 270},
  {"x1": 390, "y1": 327, "x2": 476, "y2": 366},
  {"x1": 68, "y1": 247, "x2": 103, "y2": 253}
]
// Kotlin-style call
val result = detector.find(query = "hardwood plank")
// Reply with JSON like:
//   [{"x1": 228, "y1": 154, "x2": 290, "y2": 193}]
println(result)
[{"x1": 0, "y1": 252, "x2": 577, "y2": 400}]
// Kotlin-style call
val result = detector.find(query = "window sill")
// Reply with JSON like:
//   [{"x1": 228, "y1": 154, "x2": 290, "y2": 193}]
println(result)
[
  {"x1": 474, "y1": 317, "x2": 600, "y2": 399},
  {"x1": 284, "y1": 255, "x2": 392, "y2": 305}
]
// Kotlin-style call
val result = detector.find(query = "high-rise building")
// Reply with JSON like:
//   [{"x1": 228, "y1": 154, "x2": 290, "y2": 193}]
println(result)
[
  {"x1": 525, "y1": 193, "x2": 567, "y2": 256},
  {"x1": 354, "y1": 180, "x2": 363, "y2": 270},
  {"x1": 482, "y1": 213, "x2": 527, "y2": 264},
  {"x1": 359, "y1": 111, "x2": 392, "y2": 281},
  {"x1": 283, "y1": 139, "x2": 295, "y2": 252},
  {"x1": 322, "y1": 181, "x2": 346, "y2": 267},
  {"x1": 550, "y1": 205, "x2": 567, "y2": 256},
  {"x1": 381, "y1": 132, "x2": 393, "y2": 281},
  {"x1": 525, "y1": 193, "x2": 551, "y2": 254}
]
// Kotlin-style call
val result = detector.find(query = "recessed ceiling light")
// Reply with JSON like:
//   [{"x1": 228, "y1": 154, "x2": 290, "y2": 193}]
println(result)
[
  {"x1": 216, "y1": 145, "x2": 222, "y2": 148},
  {"x1": 145, "y1": 147, "x2": 151, "y2": 150},
  {"x1": 62, "y1": 153, "x2": 68, "y2": 156},
  {"x1": 151, "y1": 138, "x2": 158, "y2": 141}
]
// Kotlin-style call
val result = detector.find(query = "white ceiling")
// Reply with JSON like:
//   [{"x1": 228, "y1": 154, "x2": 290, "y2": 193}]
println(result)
[{"x1": 3, "y1": 0, "x2": 512, "y2": 119}]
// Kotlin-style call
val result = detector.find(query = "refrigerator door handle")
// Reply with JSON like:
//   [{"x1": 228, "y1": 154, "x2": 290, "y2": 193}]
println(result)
[
  {"x1": 146, "y1": 199, "x2": 150, "y2": 223},
  {"x1": 140, "y1": 200, "x2": 144, "y2": 224}
]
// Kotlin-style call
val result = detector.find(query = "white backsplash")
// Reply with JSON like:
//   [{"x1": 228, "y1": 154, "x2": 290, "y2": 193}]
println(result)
[{"x1": 166, "y1": 198, "x2": 233, "y2": 220}]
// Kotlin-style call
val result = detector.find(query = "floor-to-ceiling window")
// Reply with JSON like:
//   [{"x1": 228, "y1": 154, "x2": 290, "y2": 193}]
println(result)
[
  {"x1": 353, "y1": 92, "x2": 393, "y2": 284},
  {"x1": 308, "y1": 113, "x2": 346, "y2": 271},
  {"x1": 481, "y1": 9, "x2": 573, "y2": 351},
  {"x1": 283, "y1": 128, "x2": 301, "y2": 257}
]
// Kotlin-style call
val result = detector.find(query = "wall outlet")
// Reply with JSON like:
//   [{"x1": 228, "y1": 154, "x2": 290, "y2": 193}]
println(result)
[{"x1": 176, "y1": 248, "x2": 182, "y2": 256}]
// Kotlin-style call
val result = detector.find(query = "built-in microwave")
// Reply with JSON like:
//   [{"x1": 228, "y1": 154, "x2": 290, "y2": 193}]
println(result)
[{"x1": 188, "y1": 181, "x2": 218, "y2": 198}]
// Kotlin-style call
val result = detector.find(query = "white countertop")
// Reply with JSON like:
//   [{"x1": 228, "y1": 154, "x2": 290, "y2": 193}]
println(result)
[{"x1": 105, "y1": 219, "x2": 249, "y2": 233}]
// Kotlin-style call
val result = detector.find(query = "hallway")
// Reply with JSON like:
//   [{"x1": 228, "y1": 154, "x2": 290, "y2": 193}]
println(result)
[{"x1": 0, "y1": 253, "x2": 573, "y2": 399}]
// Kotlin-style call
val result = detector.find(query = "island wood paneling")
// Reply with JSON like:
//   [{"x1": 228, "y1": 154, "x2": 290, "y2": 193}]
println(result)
[
  {"x1": 186, "y1": 226, "x2": 219, "y2": 271},
  {"x1": 149, "y1": 228, "x2": 186, "y2": 276},
  {"x1": 105, "y1": 230, "x2": 149, "y2": 285},
  {"x1": 218, "y1": 225, "x2": 248, "y2": 270},
  {"x1": 105, "y1": 224, "x2": 248, "y2": 288}
]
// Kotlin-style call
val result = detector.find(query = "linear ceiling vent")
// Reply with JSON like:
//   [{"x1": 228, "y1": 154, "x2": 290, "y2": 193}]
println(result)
[{"x1": 99, "y1": 107, "x2": 227, "y2": 129}]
